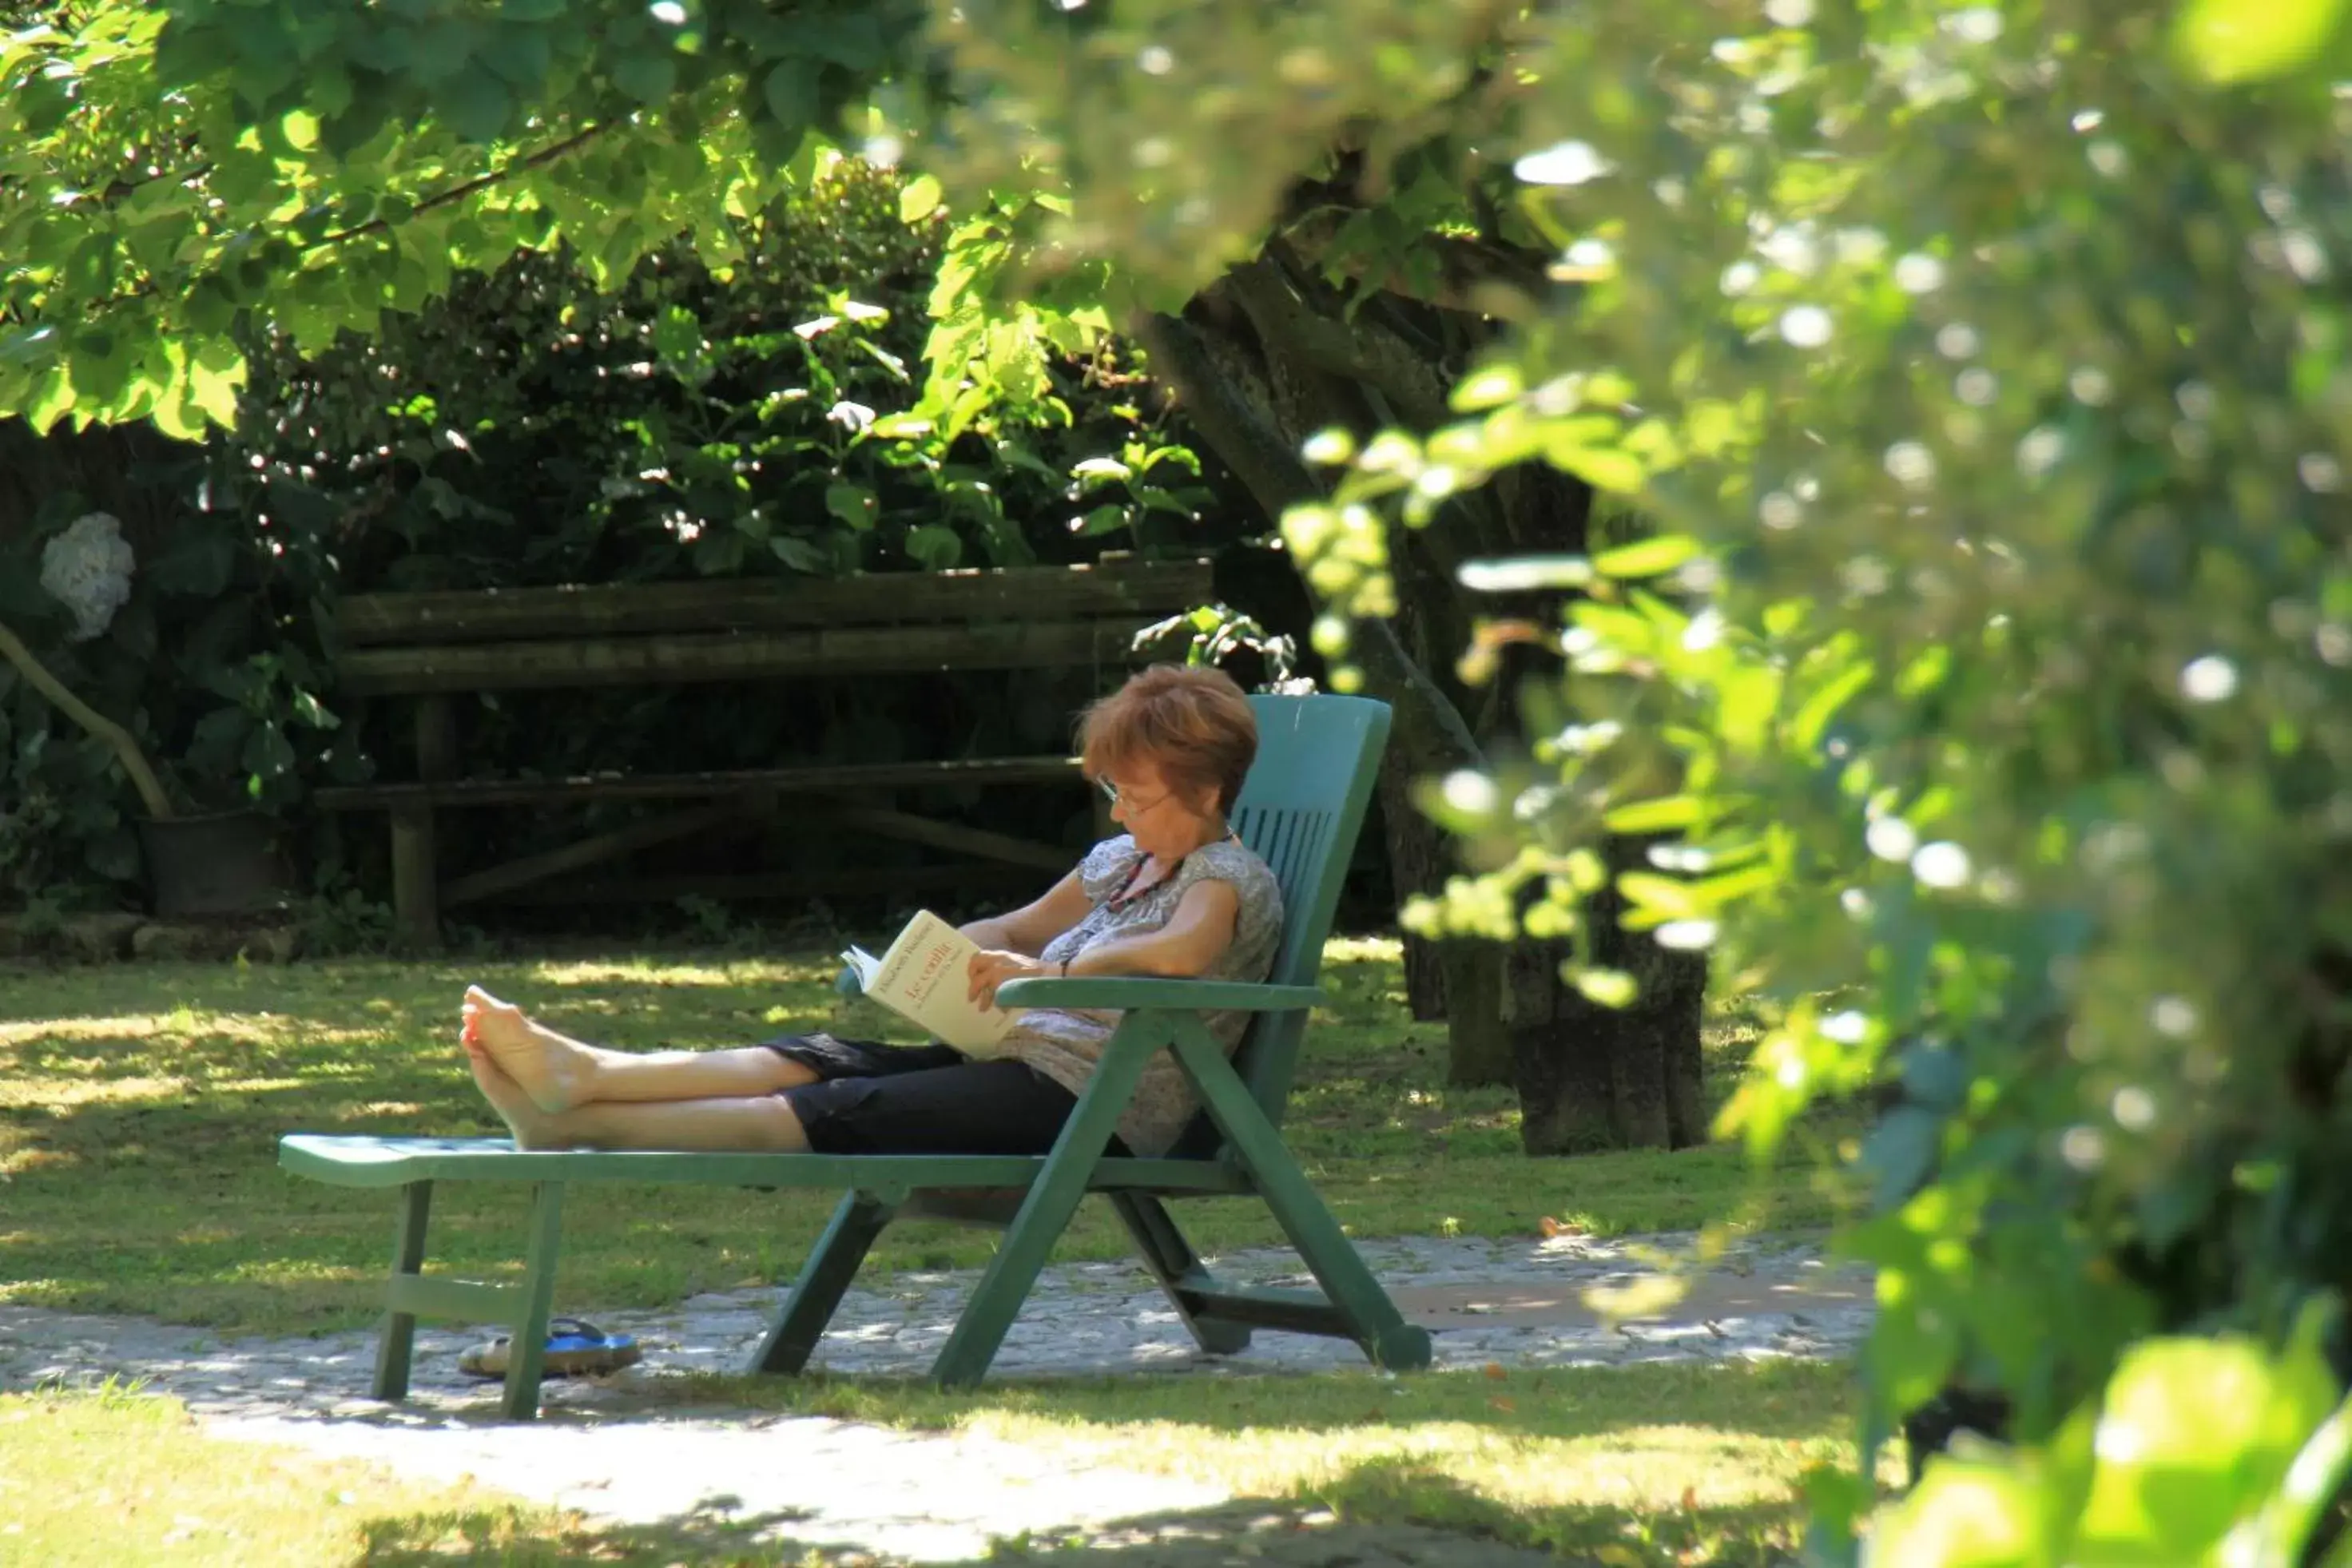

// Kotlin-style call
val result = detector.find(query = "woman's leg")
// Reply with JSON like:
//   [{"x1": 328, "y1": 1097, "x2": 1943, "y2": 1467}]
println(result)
[
  {"x1": 462, "y1": 986, "x2": 814, "y2": 1112},
  {"x1": 466, "y1": 1040, "x2": 812, "y2": 1152}
]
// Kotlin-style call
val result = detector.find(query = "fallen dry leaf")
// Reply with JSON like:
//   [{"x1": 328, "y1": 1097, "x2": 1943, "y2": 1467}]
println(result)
[{"x1": 1483, "y1": 1361, "x2": 1506, "y2": 1380}]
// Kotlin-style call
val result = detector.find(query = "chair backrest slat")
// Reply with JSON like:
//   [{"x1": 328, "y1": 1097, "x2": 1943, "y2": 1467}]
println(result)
[{"x1": 1182, "y1": 694, "x2": 1389, "y2": 1148}]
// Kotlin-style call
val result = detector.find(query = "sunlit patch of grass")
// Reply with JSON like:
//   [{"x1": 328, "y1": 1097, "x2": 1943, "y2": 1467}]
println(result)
[
  {"x1": 0, "y1": 943, "x2": 1845, "y2": 1336},
  {"x1": 663, "y1": 1359, "x2": 1895, "y2": 1567},
  {"x1": 0, "y1": 1382, "x2": 828, "y2": 1567}
]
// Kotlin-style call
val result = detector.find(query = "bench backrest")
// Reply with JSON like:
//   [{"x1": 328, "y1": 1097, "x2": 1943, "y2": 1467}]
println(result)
[
  {"x1": 334, "y1": 560, "x2": 1215, "y2": 696},
  {"x1": 1214, "y1": 693, "x2": 1392, "y2": 1135}
]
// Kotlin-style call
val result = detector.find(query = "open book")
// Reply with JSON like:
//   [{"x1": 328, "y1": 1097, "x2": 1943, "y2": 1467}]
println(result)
[{"x1": 840, "y1": 908, "x2": 1019, "y2": 1057}]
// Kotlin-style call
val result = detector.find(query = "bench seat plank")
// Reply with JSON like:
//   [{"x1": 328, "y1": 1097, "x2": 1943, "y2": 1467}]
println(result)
[
  {"x1": 316, "y1": 756, "x2": 1081, "y2": 812},
  {"x1": 278, "y1": 1134, "x2": 1251, "y2": 1194}
]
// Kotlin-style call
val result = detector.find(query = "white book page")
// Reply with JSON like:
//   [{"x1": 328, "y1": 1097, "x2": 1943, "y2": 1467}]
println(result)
[{"x1": 860, "y1": 909, "x2": 1019, "y2": 1056}]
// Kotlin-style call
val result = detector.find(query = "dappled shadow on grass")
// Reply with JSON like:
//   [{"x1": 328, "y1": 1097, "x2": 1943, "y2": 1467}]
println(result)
[
  {"x1": 665, "y1": 1357, "x2": 1857, "y2": 1448},
  {"x1": 357, "y1": 1499, "x2": 826, "y2": 1567},
  {"x1": 352, "y1": 1458, "x2": 1808, "y2": 1568}
]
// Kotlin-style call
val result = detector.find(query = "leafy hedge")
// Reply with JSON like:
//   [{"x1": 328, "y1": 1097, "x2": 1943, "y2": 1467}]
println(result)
[{"x1": 0, "y1": 158, "x2": 1222, "y2": 917}]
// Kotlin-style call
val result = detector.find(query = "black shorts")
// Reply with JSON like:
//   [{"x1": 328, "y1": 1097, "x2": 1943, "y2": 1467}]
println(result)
[{"x1": 763, "y1": 1033, "x2": 1127, "y2": 1157}]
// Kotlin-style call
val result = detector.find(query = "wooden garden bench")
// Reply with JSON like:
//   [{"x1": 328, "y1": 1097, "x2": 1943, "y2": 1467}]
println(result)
[
  {"x1": 316, "y1": 558, "x2": 1214, "y2": 947},
  {"x1": 279, "y1": 693, "x2": 1433, "y2": 1418}
]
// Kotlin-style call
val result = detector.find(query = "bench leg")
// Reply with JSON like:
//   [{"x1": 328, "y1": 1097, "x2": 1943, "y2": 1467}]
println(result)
[
  {"x1": 389, "y1": 804, "x2": 440, "y2": 952},
  {"x1": 1110, "y1": 1193, "x2": 1251, "y2": 1356},
  {"x1": 1174, "y1": 1030, "x2": 1432, "y2": 1372},
  {"x1": 930, "y1": 1028, "x2": 1155, "y2": 1387},
  {"x1": 752, "y1": 1191, "x2": 896, "y2": 1376},
  {"x1": 500, "y1": 1181, "x2": 566, "y2": 1421},
  {"x1": 372, "y1": 1180, "x2": 435, "y2": 1402}
]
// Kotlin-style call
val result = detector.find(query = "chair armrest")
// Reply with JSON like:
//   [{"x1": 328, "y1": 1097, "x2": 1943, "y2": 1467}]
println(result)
[{"x1": 993, "y1": 976, "x2": 1322, "y2": 1012}]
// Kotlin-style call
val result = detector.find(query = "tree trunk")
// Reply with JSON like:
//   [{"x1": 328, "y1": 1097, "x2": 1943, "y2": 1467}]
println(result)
[
  {"x1": 1512, "y1": 838, "x2": 1712, "y2": 1154},
  {"x1": 1442, "y1": 939, "x2": 1514, "y2": 1086},
  {"x1": 1374, "y1": 752, "x2": 1452, "y2": 1024},
  {"x1": 1138, "y1": 240, "x2": 1706, "y2": 1149}
]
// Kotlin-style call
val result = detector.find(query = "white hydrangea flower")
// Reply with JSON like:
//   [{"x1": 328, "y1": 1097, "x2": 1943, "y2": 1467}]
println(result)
[{"x1": 39, "y1": 511, "x2": 136, "y2": 642}]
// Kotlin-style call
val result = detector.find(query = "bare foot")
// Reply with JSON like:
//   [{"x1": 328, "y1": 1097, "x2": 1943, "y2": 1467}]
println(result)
[
  {"x1": 460, "y1": 986, "x2": 598, "y2": 1113},
  {"x1": 463, "y1": 1039, "x2": 565, "y2": 1150}
]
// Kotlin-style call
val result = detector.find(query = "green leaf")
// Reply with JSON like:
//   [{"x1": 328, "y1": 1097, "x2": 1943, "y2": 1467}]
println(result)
[
  {"x1": 906, "y1": 522, "x2": 963, "y2": 570},
  {"x1": 1574, "y1": 968, "x2": 1637, "y2": 1007},
  {"x1": 189, "y1": 355, "x2": 245, "y2": 429},
  {"x1": 2078, "y1": 1336, "x2": 2339, "y2": 1554},
  {"x1": 807, "y1": 10, "x2": 883, "y2": 67},
  {"x1": 1865, "y1": 1456, "x2": 2053, "y2": 1566},
  {"x1": 1602, "y1": 796, "x2": 1702, "y2": 834},
  {"x1": 151, "y1": 392, "x2": 207, "y2": 443},
  {"x1": 1547, "y1": 442, "x2": 1644, "y2": 494},
  {"x1": 761, "y1": 58, "x2": 818, "y2": 134},
  {"x1": 2174, "y1": 0, "x2": 2350, "y2": 82},
  {"x1": 1451, "y1": 364, "x2": 1523, "y2": 411},
  {"x1": 650, "y1": 304, "x2": 703, "y2": 363},
  {"x1": 1592, "y1": 535, "x2": 1701, "y2": 578},
  {"x1": 1617, "y1": 871, "x2": 1704, "y2": 923},
  {"x1": 241, "y1": 721, "x2": 298, "y2": 780},
  {"x1": 611, "y1": 50, "x2": 677, "y2": 105},
  {"x1": 824, "y1": 481, "x2": 878, "y2": 530},
  {"x1": 769, "y1": 534, "x2": 828, "y2": 574},
  {"x1": 440, "y1": 65, "x2": 514, "y2": 141},
  {"x1": 899, "y1": 174, "x2": 944, "y2": 224},
  {"x1": 1787, "y1": 661, "x2": 1873, "y2": 751}
]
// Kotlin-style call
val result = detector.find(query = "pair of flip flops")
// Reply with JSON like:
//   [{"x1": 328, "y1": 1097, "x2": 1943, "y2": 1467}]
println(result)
[{"x1": 456, "y1": 1316, "x2": 642, "y2": 1379}]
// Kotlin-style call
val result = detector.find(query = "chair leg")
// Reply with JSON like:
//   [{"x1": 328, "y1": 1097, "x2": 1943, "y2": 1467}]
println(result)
[
  {"x1": 1173, "y1": 1030, "x2": 1432, "y2": 1371},
  {"x1": 1110, "y1": 1192, "x2": 1250, "y2": 1356},
  {"x1": 372, "y1": 1180, "x2": 434, "y2": 1402},
  {"x1": 500, "y1": 1181, "x2": 566, "y2": 1421},
  {"x1": 752, "y1": 1191, "x2": 896, "y2": 1375},
  {"x1": 930, "y1": 1023, "x2": 1159, "y2": 1387}
]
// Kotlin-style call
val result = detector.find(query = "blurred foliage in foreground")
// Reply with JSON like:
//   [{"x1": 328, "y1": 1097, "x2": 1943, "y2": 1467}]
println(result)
[{"x1": 925, "y1": 0, "x2": 2352, "y2": 1561}]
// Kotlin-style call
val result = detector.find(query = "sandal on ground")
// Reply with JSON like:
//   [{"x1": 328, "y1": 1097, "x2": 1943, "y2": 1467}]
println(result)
[{"x1": 456, "y1": 1316, "x2": 643, "y2": 1380}]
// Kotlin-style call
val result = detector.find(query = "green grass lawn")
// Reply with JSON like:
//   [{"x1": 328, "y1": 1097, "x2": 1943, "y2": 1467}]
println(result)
[
  {"x1": 0, "y1": 937, "x2": 1856, "y2": 1335},
  {"x1": 3, "y1": 1361, "x2": 1887, "y2": 1567},
  {"x1": 0, "y1": 1381, "x2": 832, "y2": 1566}
]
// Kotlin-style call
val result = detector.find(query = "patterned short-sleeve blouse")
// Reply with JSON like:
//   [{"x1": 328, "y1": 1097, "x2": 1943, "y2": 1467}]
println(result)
[{"x1": 1002, "y1": 834, "x2": 1284, "y2": 1156}]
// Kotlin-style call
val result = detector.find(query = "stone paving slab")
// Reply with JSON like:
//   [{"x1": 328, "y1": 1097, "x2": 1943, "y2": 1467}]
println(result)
[{"x1": 0, "y1": 1230, "x2": 1871, "y2": 1560}]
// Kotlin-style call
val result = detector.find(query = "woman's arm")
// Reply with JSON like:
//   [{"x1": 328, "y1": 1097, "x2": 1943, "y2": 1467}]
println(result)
[
  {"x1": 959, "y1": 867, "x2": 1094, "y2": 956},
  {"x1": 1066, "y1": 879, "x2": 1241, "y2": 979},
  {"x1": 965, "y1": 879, "x2": 1242, "y2": 1007}
]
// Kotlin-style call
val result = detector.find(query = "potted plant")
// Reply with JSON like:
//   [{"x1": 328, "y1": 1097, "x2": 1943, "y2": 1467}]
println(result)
[{"x1": 2, "y1": 513, "x2": 290, "y2": 916}]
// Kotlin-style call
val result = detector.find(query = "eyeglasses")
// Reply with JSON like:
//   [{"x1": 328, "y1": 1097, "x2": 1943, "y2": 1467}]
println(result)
[{"x1": 1098, "y1": 776, "x2": 1170, "y2": 814}]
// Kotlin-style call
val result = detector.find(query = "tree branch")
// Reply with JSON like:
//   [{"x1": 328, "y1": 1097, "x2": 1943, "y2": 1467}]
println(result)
[
  {"x1": 310, "y1": 123, "x2": 610, "y2": 252},
  {"x1": 0, "y1": 618, "x2": 174, "y2": 819},
  {"x1": 1222, "y1": 255, "x2": 1453, "y2": 431},
  {"x1": 1280, "y1": 207, "x2": 1555, "y2": 315},
  {"x1": 1137, "y1": 309, "x2": 1484, "y2": 772}
]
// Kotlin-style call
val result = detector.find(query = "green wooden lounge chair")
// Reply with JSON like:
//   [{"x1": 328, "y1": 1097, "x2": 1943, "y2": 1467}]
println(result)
[{"x1": 279, "y1": 693, "x2": 1432, "y2": 1419}]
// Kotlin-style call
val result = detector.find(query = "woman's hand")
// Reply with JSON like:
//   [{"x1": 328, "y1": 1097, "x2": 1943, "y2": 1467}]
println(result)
[{"x1": 966, "y1": 948, "x2": 1049, "y2": 1010}]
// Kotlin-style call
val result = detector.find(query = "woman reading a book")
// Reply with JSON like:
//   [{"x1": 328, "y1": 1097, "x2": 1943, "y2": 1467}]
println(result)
[{"x1": 455, "y1": 664, "x2": 1285, "y2": 1159}]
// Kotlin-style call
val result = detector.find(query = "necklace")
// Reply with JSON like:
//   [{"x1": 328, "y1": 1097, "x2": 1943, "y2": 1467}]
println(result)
[{"x1": 1107, "y1": 828, "x2": 1240, "y2": 911}]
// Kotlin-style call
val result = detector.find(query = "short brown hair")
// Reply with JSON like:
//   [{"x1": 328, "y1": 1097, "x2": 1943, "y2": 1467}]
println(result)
[{"x1": 1079, "y1": 665, "x2": 1258, "y2": 816}]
